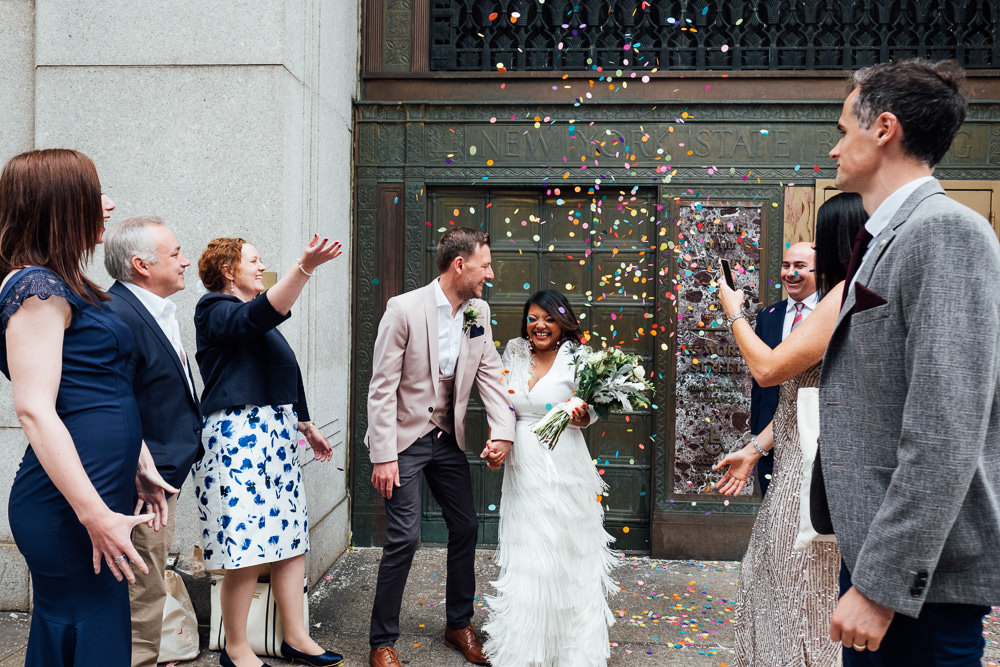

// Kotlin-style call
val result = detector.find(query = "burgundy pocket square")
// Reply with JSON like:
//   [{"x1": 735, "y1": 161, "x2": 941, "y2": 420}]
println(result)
[{"x1": 854, "y1": 283, "x2": 887, "y2": 312}]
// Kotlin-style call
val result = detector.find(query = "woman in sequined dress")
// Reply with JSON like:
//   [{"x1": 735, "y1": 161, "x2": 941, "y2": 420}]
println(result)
[{"x1": 714, "y1": 193, "x2": 867, "y2": 666}]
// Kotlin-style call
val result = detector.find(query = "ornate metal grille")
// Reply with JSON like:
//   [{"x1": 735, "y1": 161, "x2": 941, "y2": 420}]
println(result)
[{"x1": 429, "y1": 0, "x2": 999, "y2": 71}]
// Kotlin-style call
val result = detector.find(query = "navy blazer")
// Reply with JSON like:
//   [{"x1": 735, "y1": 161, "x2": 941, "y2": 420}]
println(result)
[
  {"x1": 194, "y1": 292, "x2": 310, "y2": 421},
  {"x1": 749, "y1": 299, "x2": 784, "y2": 496},
  {"x1": 749, "y1": 299, "x2": 785, "y2": 435},
  {"x1": 108, "y1": 282, "x2": 203, "y2": 490}
]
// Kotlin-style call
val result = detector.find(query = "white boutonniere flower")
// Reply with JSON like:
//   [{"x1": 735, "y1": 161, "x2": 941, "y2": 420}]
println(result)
[{"x1": 463, "y1": 306, "x2": 480, "y2": 333}]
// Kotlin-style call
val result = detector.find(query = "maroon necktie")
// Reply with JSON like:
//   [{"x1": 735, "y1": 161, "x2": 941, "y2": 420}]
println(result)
[{"x1": 842, "y1": 227, "x2": 874, "y2": 305}]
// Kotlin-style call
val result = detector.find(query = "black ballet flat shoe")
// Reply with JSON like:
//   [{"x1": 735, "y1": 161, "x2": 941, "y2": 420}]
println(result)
[
  {"x1": 280, "y1": 640, "x2": 345, "y2": 666},
  {"x1": 219, "y1": 648, "x2": 273, "y2": 667}
]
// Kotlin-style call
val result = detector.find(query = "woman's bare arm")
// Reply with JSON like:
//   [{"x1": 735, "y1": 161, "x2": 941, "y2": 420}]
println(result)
[
  {"x1": 719, "y1": 281, "x2": 844, "y2": 387},
  {"x1": 7, "y1": 295, "x2": 153, "y2": 582}
]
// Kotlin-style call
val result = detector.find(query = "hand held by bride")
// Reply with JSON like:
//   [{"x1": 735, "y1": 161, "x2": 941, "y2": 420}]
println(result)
[{"x1": 480, "y1": 439, "x2": 511, "y2": 470}]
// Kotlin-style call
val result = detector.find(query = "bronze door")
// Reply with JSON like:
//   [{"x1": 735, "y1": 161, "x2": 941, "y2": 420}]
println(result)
[{"x1": 420, "y1": 187, "x2": 658, "y2": 551}]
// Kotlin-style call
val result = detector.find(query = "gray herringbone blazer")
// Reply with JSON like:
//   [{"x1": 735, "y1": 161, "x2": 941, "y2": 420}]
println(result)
[{"x1": 816, "y1": 179, "x2": 1000, "y2": 618}]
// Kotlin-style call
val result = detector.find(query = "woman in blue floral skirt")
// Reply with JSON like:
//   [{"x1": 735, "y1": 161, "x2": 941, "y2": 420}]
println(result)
[{"x1": 193, "y1": 235, "x2": 343, "y2": 667}]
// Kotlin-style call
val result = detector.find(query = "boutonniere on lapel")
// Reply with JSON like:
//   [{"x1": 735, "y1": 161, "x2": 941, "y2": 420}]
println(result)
[{"x1": 463, "y1": 306, "x2": 484, "y2": 338}]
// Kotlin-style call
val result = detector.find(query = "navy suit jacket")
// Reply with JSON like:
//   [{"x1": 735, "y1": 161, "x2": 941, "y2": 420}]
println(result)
[
  {"x1": 749, "y1": 299, "x2": 785, "y2": 434},
  {"x1": 749, "y1": 299, "x2": 784, "y2": 497},
  {"x1": 108, "y1": 281, "x2": 203, "y2": 490}
]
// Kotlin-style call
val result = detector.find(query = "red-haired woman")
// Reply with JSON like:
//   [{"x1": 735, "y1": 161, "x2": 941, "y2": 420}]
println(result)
[
  {"x1": 193, "y1": 236, "x2": 343, "y2": 667},
  {"x1": 0, "y1": 148, "x2": 174, "y2": 666}
]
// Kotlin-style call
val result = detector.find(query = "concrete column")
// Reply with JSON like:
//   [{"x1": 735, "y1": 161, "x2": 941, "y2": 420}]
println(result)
[{"x1": 0, "y1": 0, "x2": 359, "y2": 609}]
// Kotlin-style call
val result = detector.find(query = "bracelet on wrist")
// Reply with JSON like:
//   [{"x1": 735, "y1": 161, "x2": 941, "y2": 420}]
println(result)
[
  {"x1": 297, "y1": 262, "x2": 314, "y2": 277},
  {"x1": 726, "y1": 312, "x2": 745, "y2": 328},
  {"x1": 750, "y1": 435, "x2": 769, "y2": 457},
  {"x1": 299, "y1": 421, "x2": 316, "y2": 433}
]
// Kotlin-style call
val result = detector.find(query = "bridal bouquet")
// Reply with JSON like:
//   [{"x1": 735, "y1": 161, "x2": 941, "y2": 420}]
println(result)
[{"x1": 532, "y1": 346, "x2": 654, "y2": 450}]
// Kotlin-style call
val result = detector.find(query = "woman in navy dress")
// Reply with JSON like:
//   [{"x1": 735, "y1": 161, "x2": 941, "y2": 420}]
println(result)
[
  {"x1": 193, "y1": 235, "x2": 343, "y2": 667},
  {"x1": 0, "y1": 148, "x2": 175, "y2": 666}
]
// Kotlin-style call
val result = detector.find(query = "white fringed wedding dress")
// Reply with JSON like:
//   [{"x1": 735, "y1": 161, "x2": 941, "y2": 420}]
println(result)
[{"x1": 482, "y1": 338, "x2": 617, "y2": 667}]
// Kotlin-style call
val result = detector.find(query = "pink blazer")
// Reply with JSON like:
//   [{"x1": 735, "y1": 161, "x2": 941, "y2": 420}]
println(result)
[{"x1": 365, "y1": 282, "x2": 515, "y2": 464}]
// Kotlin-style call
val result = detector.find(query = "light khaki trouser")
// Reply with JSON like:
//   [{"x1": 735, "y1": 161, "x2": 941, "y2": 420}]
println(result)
[{"x1": 129, "y1": 493, "x2": 178, "y2": 667}]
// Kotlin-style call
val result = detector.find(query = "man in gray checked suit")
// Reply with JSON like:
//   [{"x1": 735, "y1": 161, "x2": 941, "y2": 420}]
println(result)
[{"x1": 815, "y1": 58, "x2": 1000, "y2": 665}]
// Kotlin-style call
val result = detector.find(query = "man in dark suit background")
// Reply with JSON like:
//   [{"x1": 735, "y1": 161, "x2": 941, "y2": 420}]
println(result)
[
  {"x1": 104, "y1": 216, "x2": 202, "y2": 667},
  {"x1": 749, "y1": 241, "x2": 817, "y2": 496}
]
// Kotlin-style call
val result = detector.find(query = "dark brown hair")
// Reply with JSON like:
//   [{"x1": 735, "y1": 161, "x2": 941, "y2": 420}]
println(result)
[
  {"x1": 851, "y1": 58, "x2": 967, "y2": 167},
  {"x1": 0, "y1": 148, "x2": 108, "y2": 304},
  {"x1": 521, "y1": 290, "x2": 584, "y2": 344},
  {"x1": 198, "y1": 237, "x2": 247, "y2": 293},
  {"x1": 436, "y1": 227, "x2": 490, "y2": 274}
]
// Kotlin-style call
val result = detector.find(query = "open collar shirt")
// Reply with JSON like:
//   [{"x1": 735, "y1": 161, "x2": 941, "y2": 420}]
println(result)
[
  {"x1": 433, "y1": 278, "x2": 468, "y2": 378},
  {"x1": 848, "y1": 175, "x2": 935, "y2": 296},
  {"x1": 122, "y1": 281, "x2": 194, "y2": 395}
]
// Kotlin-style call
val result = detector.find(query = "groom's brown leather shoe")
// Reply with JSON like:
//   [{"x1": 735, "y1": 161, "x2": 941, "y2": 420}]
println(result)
[
  {"x1": 444, "y1": 624, "x2": 490, "y2": 665},
  {"x1": 369, "y1": 646, "x2": 401, "y2": 667}
]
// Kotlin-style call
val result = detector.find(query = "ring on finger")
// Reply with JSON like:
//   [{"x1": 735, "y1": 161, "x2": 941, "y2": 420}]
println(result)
[
  {"x1": 852, "y1": 643, "x2": 866, "y2": 651},
  {"x1": 113, "y1": 555, "x2": 126, "y2": 564}
]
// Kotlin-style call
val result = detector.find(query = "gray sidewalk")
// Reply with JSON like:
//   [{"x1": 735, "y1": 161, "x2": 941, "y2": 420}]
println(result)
[{"x1": 0, "y1": 547, "x2": 996, "y2": 666}]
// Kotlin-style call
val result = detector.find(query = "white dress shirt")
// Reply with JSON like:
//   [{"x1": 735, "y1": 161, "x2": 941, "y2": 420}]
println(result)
[
  {"x1": 848, "y1": 175, "x2": 935, "y2": 295},
  {"x1": 123, "y1": 282, "x2": 194, "y2": 395},
  {"x1": 781, "y1": 290, "x2": 821, "y2": 340},
  {"x1": 433, "y1": 278, "x2": 466, "y2": 378}
]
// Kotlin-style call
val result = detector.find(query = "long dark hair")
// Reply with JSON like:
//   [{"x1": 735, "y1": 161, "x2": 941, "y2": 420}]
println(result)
[
  {"x1": 0, "y1": 148, "x2": 108, "y2": 304},
  {"x1": 814, "y1": 192, "x2": 867, "y2": 294},
  {"x1": 520, "y1": 289, "x2": 584, "y2": 344}
]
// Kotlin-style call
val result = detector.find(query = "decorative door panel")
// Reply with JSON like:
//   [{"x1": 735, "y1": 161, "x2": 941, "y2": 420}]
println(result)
[{"x1": 422, "y1": 187, "x2": 657, "y2": 550}]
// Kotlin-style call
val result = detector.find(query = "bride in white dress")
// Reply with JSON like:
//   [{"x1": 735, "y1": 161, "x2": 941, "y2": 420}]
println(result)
[{"x1": 482, "y1": 290, "x2": 617, "y2": 667}]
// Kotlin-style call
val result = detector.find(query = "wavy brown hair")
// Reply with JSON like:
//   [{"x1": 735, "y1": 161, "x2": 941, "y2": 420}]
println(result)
[
  {"x1": 0, "y1": 149, "x2": 108, "y2": 304},
  {"x1": 198, "y1": 237, "x2": 247, "y2": 293}
]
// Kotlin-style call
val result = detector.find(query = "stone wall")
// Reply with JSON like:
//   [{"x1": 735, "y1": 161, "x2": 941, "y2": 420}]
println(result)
[{"x1": 0, "y1": 0, "x2": 359, "y2": 610}]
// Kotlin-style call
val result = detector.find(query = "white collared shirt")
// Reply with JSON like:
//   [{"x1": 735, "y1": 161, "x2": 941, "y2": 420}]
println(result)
[
  {"x1": 849, "y1": 175, "x2": 935, "y2": 295},
  {"x1": 122, "y1": 282, "x2": 194, "y2": 395},
  {"x1": 433, "y1": 278, "x2": 466, "y2": 378},
  {"x1": 781, "y1": 290, "x2": 820, "y2": 340}
]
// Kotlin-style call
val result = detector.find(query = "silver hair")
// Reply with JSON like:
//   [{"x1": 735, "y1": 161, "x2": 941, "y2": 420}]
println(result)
[{"x1": 103, "y1": 216, "x2": 165, "y2": 282}]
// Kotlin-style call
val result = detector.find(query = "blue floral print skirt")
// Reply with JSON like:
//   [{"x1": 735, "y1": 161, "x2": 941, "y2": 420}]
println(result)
[{"x1": 193, "y1": 404, "x2": 309, "y2": 569}]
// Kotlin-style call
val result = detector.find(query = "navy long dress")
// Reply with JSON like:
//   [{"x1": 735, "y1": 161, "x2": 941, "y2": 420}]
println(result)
[{"x1": 1, "y1": 267, "x2": 142, "y2": 667}]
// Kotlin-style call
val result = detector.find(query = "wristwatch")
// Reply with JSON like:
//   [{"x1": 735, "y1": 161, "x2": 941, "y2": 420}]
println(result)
[{"x1": 726, "y1": 312, "x2": 745, "y2": 328}]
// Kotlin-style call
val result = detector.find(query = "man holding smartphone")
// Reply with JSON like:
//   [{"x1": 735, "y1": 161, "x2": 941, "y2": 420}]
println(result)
[{"x1": 747, "y1": 241, "x2": 817, "y2": 496}]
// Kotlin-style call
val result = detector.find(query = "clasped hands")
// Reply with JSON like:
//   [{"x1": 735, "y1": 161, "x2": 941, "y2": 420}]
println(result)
[{"x1": 480, "y1": 439, "x2": 513, "y2": 470}]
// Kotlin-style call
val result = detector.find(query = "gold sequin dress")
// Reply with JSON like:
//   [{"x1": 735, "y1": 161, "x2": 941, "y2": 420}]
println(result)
[{"x1": 734, "y1": 363, "x2": 842, "y2": 666}]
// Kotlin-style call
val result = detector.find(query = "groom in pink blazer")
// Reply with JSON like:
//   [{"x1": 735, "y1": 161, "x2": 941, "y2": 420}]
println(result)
[{"x1": 366, "y1": 228, "x2": 515, "y2": 667}]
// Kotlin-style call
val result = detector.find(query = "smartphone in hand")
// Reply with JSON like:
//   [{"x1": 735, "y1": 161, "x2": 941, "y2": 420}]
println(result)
[{"x1": 720, "y1": 259, "x2": 736, "y2": 290}]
